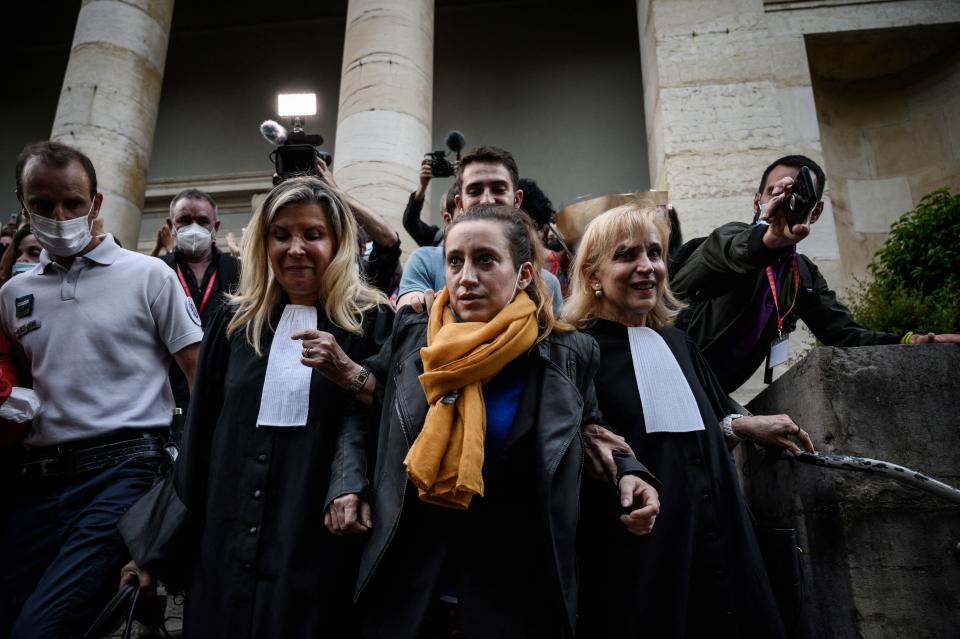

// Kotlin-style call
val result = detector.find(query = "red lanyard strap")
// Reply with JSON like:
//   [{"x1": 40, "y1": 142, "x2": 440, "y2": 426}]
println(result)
[
  {"x1": 765, "y1": 256, "x2": 800, "y2": 336},
  {"x1": 176, "y1": 264, "x2": 217, "y2": 316}
]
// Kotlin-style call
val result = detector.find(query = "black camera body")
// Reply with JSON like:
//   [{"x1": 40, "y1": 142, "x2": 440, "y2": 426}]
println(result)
[
  {"x1": 261, "y1": 119, "x2": 332, "y2": 183},
  {"x1": 783, "y1": 166, "x2": 818, "y2": 227},
  {"x1": 426, "y1": 130, "x2": 466, "y2": 178},
  {"x1": 425, "y1": 150, "x2": 455, "y2": 178}
]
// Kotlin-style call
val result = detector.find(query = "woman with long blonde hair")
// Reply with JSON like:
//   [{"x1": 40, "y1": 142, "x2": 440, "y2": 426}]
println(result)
[
  {"x1": 566, "y1": 205, "x2": 812, "y2": 639},
  {"x1": 118, "y1": 177, "x2": 393, "y2": 638}
]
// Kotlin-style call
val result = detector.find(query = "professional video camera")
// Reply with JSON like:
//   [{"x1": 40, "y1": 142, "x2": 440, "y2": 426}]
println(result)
[
  {"x1": 260, "y1": 93, "x2": 332, "y2": 183},
  {"x1": 260, "y1": 119, "x2": 333, "y2": 184},
  {"x1": 425, "y1": 130, "x2": 466, "y2": 178}
]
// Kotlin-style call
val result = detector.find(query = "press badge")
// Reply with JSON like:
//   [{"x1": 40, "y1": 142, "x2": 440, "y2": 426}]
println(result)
[{"x1": 769, "y1": 334, "x2": 789, "y2": 368}]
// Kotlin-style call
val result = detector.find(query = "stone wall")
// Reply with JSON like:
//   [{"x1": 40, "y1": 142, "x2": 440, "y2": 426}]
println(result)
[
  {"x1": 809, "y1": 24, "x2": 960, "y2": 278},
  {"x1": 741, "y1": 344, "x2": 960, "y2": 638}
]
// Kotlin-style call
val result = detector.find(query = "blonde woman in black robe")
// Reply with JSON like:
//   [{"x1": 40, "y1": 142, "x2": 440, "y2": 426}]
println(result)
[
  {"x1": 564, "y1": 205, "x2": 815, "y2": 639},
  {"x1": 117, "y1": 177, "x2": 392, "y2": 638}
]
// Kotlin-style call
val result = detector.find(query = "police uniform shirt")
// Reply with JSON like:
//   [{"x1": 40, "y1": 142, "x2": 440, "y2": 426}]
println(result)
[{"x1": 0, "y1": 234, "x2": 204, "y2": 447}]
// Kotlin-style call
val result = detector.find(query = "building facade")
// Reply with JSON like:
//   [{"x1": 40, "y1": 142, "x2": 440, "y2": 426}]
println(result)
[{"x1": 6, "y1": 0, "x2": 959, "y2": 289}]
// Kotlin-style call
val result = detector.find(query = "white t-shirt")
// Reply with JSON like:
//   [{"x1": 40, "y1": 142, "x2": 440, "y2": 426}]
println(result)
[{"x1": 0, "y1": 235, "x2": 204, "y2": 446}]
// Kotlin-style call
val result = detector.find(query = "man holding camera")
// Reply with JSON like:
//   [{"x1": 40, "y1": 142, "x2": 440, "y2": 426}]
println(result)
[
  {"x1": 396, "y1": 145, "x2": 564, "y2": 314},
  {"x1": 402, "y1": 158, "x2": 458, "y2": 248},
  {"x1": 671, "y1": 154, "x2": 960, "y2": 394},
  {"x1": 0, "y1": 141, "x2": 202, "y2": 637}
]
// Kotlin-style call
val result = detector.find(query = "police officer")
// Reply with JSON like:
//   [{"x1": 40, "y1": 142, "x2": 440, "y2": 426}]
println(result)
[{"x1": 0, "y1": 141, "x2": 203, "y2": 638}]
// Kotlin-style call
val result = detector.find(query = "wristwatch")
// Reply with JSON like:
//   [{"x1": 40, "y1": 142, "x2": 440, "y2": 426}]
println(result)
[{"x1": 348, "y1": 366, "x2": 370, "y2": 395}]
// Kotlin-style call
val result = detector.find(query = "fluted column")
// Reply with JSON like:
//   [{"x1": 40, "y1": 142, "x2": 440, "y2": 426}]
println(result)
[
  {"x1": 51, "y1": 0, "x2": 174, "y2": 250},
  {"x1": 334, "y1": 0, "x2": 434, "y2": 250}
]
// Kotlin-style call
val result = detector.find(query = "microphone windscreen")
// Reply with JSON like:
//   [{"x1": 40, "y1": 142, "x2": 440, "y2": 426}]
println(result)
[
  {"x1": 445, "y1": 130, "x2": 465, "y2": 153},
  {"x1": 260, "y1": 120, "x2": 288, "y2": 145}
]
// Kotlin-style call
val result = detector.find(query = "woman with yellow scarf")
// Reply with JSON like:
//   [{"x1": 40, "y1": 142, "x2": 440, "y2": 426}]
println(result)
[{"x1": 323, "y1": 205, "x2": 660, "y2": 638}]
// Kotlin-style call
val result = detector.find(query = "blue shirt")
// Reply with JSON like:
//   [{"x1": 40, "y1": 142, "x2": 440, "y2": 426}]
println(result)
[
  {"x1": 483, "y1": 359, "x2": 526, "y2": 451},
  {"x1": 398, "y1": 244, "x2": 564, "y2": 316}
]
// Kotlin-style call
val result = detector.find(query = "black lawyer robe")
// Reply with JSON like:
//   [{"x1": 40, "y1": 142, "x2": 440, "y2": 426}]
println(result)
[
  {"x1": 126, "y1": 300, "x2": 393, "y2": 638},
  {"x1": 577, "y1": 320, "x2": 785, "y2": 639}
]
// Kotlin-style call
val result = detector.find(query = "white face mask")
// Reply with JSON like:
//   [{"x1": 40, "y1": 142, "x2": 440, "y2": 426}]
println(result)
[
  {"x1": 756, "y1": 201, "x2": 770, "y2": 225},
  {"x1": 175, "y1": 223, "x2": 213, "y2": 257},
  {"x1": 501, "y1": 265, "x2": 527, "y2": 312},
  {"x1": 28, "y1": 204, "x2": 95, "y2": 257}
]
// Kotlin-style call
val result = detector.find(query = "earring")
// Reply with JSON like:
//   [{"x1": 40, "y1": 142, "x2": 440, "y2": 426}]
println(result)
[{"x1": 594, "y1": 287, "x2": 603, "y2": 298}]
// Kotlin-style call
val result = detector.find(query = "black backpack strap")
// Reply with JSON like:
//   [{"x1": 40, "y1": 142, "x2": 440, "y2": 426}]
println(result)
[{"x1": 667, "y1": 236, "x2": 707, "y2": 282}]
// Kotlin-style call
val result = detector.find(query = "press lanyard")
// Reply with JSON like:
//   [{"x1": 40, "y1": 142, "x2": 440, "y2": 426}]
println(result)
[
  {"x1": 765, "y1": 256, "x2": 799, "y2": 337},
  {"x1": 176, "y1": 264, "x2": 217, "y2": 315}
]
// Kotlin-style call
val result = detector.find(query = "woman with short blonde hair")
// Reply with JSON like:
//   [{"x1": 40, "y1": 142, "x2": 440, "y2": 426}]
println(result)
[
  {"x1": 563, "y1": 204, "x2": 682, "y2": 329},
  {"x1": 568, "y1": 204, "x2": 812, "y2": 639}
]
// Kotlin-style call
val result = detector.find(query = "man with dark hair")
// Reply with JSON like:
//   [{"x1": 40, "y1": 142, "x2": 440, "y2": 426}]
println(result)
[
  {"x1": 402, "y1": 159, "x2": 457, "y2": 247},
  {"x1": 672, "y1": 154, "x2": 959, "y2": 393},
  {"x1": 0, "y1": 141, "x2": 203, "y2": 637},
  {"x1": 519, "y1": 177, "x2": 571, "y2": 296},
  {"x1": 396, "y1": 145, "x2": 565, "y2": 314},
  {"x1": 159, "y1": 188, "x2": 241, "y2": 408}
]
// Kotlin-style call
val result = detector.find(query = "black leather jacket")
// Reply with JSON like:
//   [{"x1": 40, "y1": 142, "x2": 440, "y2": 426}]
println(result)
[{"x1": 326, "y1": 308, "x2": 655, "y2": 635}]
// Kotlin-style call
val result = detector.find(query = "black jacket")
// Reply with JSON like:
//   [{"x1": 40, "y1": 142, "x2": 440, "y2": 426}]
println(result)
[
  {"x1": 326, "y1": 308, "x2": 655, "y2": 638},
  {"x1": 671, "y1": 221, "x2": 901, "y2": 392}
]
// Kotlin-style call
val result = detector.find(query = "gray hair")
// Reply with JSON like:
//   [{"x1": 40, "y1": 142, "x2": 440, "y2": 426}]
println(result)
[{"x1": 169, "y1": 188, "x2": 219, "y2": 218}]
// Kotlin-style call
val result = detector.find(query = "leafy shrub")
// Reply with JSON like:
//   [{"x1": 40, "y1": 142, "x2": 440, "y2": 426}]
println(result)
[{"x1": 849, "y1": 188, "x2": 960, "y2": 334}]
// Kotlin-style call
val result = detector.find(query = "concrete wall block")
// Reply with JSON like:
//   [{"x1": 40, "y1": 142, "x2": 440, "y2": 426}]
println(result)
[
  {"x1": 52, "y1": 46, "x2": 162, "y2": 156},
  {"x1": 72, "y1": 0, "x2": 170, "y2": 72},
  {"x1": 667, "y1": 194, "x2": 752, "y2": 240},
  {"x1": 655, "y1": 29, "x2": 773, "y2": 88},
  {"x1": 338, "y1": 1, "x2": 433, "y2": 120},
  {"x1": 799, "y1": 195, "x2": 840, "y2": 260},
  {"x1": 662, "y1": 148, "x2": 774, "y2": 200},
  {"x1": 847, "y1": 176, "x2": 915, "y2": 234},
  {"x1": 659, "y1": 82, "x2": 785, "y2": 154},
  {"x1": 907, "y1": 161, "x2": 960, "y2": 202},
  {"x1": 334, "y1": 108, "x2": 431, "y2": 250},
  {"x1": 52, "y1": 127, "x2": 148, "y2": 198},
  {"x1": 742, "y1": 345, "x2": 960, "y2": 638},
  {"x1": 97, "y1": 188, "x2": 147, "y2": 244},
  {"x1": 768, "y1": 34, "x2": 814, "y2": 88},
  {"x1": 765, "y1": 0, "x2": 960, "y2": 36},
  {"x1": 651, "y1": 0, "x2": 764, "y2": 39},
  {"x1": 867, "y1": 111, "x2": 952, "y2": 177},
  {"x1": 776, "y1": 85, "x2": 821, "y2": 144}
]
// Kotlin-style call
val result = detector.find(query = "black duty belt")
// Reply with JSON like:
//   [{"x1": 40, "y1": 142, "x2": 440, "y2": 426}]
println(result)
[{"x1": 15, "y1": 431, "x2": 167, "y2": 481}]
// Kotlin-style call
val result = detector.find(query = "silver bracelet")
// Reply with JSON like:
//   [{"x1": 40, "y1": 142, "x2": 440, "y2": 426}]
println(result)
[{"x1": 720, "y1": 414, "x2": 746, "y2": 442}]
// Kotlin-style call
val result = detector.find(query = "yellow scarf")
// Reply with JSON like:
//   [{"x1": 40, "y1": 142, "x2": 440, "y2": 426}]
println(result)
[{"x1": 404, "y1": 288, "x2": 539, "y2": 509}]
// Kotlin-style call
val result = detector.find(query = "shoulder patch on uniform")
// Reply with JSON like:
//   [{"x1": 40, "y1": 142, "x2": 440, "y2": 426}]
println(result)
[
  {"x1": 185, "y1": 298, "x2": 202, "y2": 326},
  {"x1": 15, "y1": 294, "x2": 34, "y2": 318}
]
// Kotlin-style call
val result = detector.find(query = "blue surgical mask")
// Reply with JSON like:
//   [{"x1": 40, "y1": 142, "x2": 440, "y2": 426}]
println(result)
[{"x1": 11, "y1": 261, "x2": 34, "y2": 276}]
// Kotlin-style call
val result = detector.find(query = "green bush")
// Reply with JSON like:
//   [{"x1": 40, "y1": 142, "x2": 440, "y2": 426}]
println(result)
[{"x1": 849, "y1": 188, "x2": 960, "y2": 334}]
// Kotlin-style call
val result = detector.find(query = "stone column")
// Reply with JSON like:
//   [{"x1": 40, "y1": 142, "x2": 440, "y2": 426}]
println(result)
[
  {"x1": 51, "y1": 0, "x2": 174, "y2": 250},
  {"x1": 334, "y1": 0, "x2": 434, "y2": 251},
  {"x1": 637, "y1": 0, "x2": 841, "y2": 401}
]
